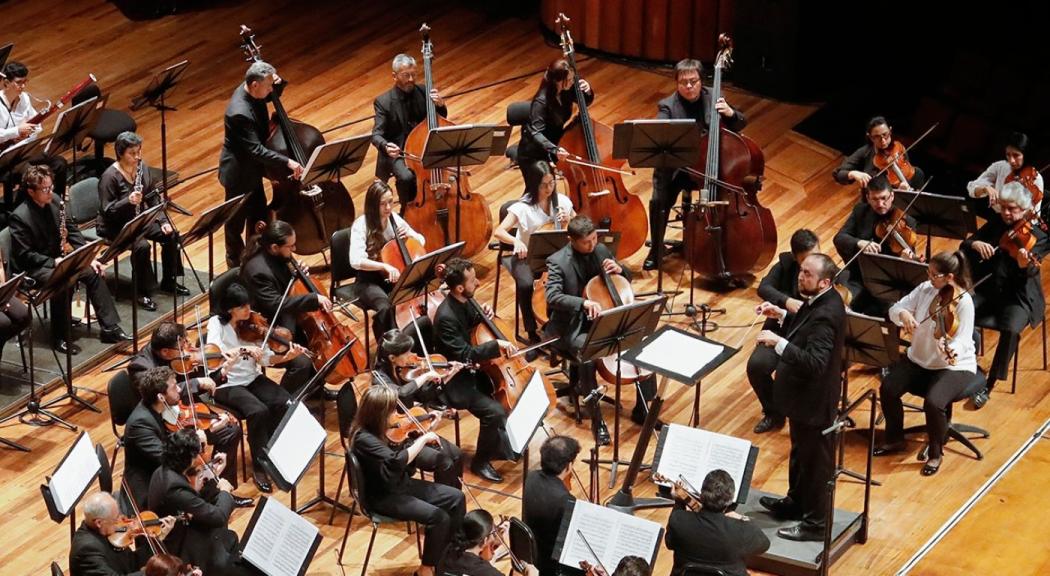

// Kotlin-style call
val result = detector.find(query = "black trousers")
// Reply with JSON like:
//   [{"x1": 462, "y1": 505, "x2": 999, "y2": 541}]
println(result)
[
  {"x1": 377, "y1": 155, "x2": 417, "y2": 213},
  {"x1": 444, "y1": 371, "x2": 511, "y2": 464},
  {"x1": 972, "y1": 290, "x2": 1029, "y2": 385},
  {"x1": 507, "y1": 255, "x2": 541, "y2": 335},
  {"x1": 223, "y1": 181, "x2": 267, "y2": 268},
  {"x1": 879, "y1": 357, "x2": 973, "y2": 459},
  {"x1": 786, "y1": 419, "x2": 835, "y2": 531},
  {"x1": 746, "y1": 342, "x2": 782, "y2": 419},
  {"x1": 371, "y1": 478, "x2": 465, "y2": 566},
  {"x1": 551, "y1": 332, "x2": 657, "y2": 422},
  {"x1": 0, "y1": 297, "x2": 30, "y2": 364},
  {"x1": 413, "y1": 436, "x2": 463, "y2": 489},
  {"x1": 648, "y1": 168, "x2": 695, "y2": 257},
  {"x1": 273, "y1": 354, "x2": 316, "y2": 396},
  {"x1": 215, "y1": 374, "x2": 291, "y2": 468},
  {"x1": 31, "y1": 266, "x2": 121, "y2": 341},
  {"x1": 203, "y1": 421, "x2": 242, "y2": 489},
  {"x1": 354, "y1": 281, "x2": 396, "y2": 345}
]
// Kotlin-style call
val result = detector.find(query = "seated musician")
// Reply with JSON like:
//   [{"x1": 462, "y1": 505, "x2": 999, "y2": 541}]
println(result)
[
  {"x1": 492, "y1": 162, "x2": 573, "y2": 346},
  {"x1": 239, "y1": 219, "x2": 321, "y2": 394},
  {"x1": 833, "y1": 176, "x2": 919, "y2": 317},
  {"x1": 0, "y1": 238, "x2": 30, "y2": 369},
  {"x1": 665, "y1": 469, "x2": 770, "y2": 576},
  {"x1": 348, "y1": 179, "x2": 426, "y2": 344},
  {"x1": 148, "y1": 428, "x2": 257, "y2": 576},
  {"x1": 0, "y1": 61, "x2": 69, "y2": 218},
  {"x1": 644, "y1": 58, "x2": 746, "y2": 271},
  {"x1": 350, "y1": 385, "x2": 466, "y2": 576},
  {"x1": 961, "y1": 181, "x2": 1048, "y2": 409},
  {"x1": 833, "y1": 115, "x2": 925, "y2": 191},
  {"x1": 68, "y1": 491, "x2": 175, "y2": 576},
  {"x1": 875, "y1": 251, "x2": 976, "y2": 476},
  {"x1": 97, "y1": 131, "x2": 187, "y2": 312},
  {"x1": 440, "y1": 508, "x2": 540, "y2": 576},
  {"x1": 522, "y1": 435, "x2": 581, "y2": 576},
  {"x1": 207, "y1": 282, "x2": 304, "y2": 493},
  {"x1": 968, "y1": 131, "x2": 1044, "y2": 220},
  {"x1": 371, "y1": 53, "x2": 446, "y2": 212},
  {"x1": 10, "y1": 165, "x2": 130, "y2": 354},
  {"x1": 433, "y1": 257, "x2": 516, "y2": 483},
  {"x1": 376, "y1": 327, "x2": 464, "y2": 410},
  {"x1": 143, "y1": 554, "x2": 202, "y2": 576}
]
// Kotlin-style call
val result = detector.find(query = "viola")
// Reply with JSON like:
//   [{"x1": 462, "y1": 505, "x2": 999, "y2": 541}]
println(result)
[
  {"x1": 108, "y1": 511, "x2": 187, "y2": 550},
  {"x1": 1005, "y1": 165, "x2": 1044, "y2": 207},
  {"x1": 468, "y1": 297, "x2": 556, "y2": 412},
  {"x1": 873, "y1": 140, "x2": 916, "y2": 189},
  {"x1": 288, "y1": 259, "x2": 369, "y2": 383},
  {"x1": 582, "y1": 266, "x2": 653, "y2": 386},
  {"x1": 235, "y1": 310, "x2": 296, "y2": 355},
  {"x1": 929, "y1": 284, "x2": 960, "y2": 365},
  {"x1": 875, "y1": 208, "x2": 923, "y2": 260}
]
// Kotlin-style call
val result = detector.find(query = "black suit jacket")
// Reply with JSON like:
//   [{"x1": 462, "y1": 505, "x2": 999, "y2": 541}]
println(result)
[
  {"x1": 656, "y1": 88, "x2": 746, "y2": 133},
  {"x1": 96, "y1": 161, "x2": 168, "y2": 239},
  {"x1": 9, "y1": 193, "x2": 87, "y2": 279},
  {"x1": 69, "y1": 521, "x2": 149, "y2": 576},
  {"x1": 833, "y1": 201, "x2": 917, "y2": 284},
  {"x1": 240, "y1": 251, "x2": 319, "y2": 325},
  {"x1": 665, "y1": 507, "x2": 770, "y2": 576},
  {"x1": 522, "y1": 470, "x2": 580, "y2": 576},
  {"x1": 123, "y1": 401, "x2": 167, "y2": 509},
  {"x1": 371, "y1": 84, "x2": 446, "y2": 177},
  {"x1": 127, "y1": 344, "x2": 210, "y2": 396},
  {"x1": 433, "y1": 296, "x2": 501, "y2": 406},
  {"x1": 543, "y1": 242, "x2": 629, "y2": 349},
  {"x1": 771, "y1": 288, "x2": 846, "y2": 427},
  {"x1": 962, "y1": 218, "x2": 1049, "y2": 327},
  {"x1": 217, "y1": 84, "x2": 288, "y2": 192},
  {"x1": 148, "y1": 466, "x2": 237, "y2": 575},
  {"x1": 832, "y1": 142, "x2": 923, "y2": 187},
  {"x1": 758, "y1": 252, "x2": 801, "y2": 309},
  {"x1": 516, "y1": 86, "x2": 594, "y2": 163}
]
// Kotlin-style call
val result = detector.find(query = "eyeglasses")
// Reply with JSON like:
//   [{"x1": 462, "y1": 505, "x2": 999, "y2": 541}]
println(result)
[
  {"x1": 929, "y1": 271, "x2": 947, "y2": 279},
  {"x1": 677, "y1": 77, "x2": 701, "y2": 87}
]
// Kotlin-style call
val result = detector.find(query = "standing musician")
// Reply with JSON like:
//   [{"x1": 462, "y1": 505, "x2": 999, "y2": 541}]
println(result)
[
  {"x1": 239, "y1": 220, "x2": 322, "y2": 394},
  {"x1": 348, "y1": 179, "x2": 426, "y2": 343},
  {"x1": 968, "y1": 132, "x2": 1044, "y2": 220},
  {"x1": 0, "y1": 238, "x2": 30, "y2": 369},
  {"x1": 350, "y1": 385, "x2": 466, "y2": 576},
  {"x1": 207, "y1": 282, "x2": 304, "y2": 493},
  {"x1": 218, "y1": 60, "x2": 303, "y2": 268},
  {"x1": 10, "y1": 165, "x2": 129, "y2": 354},
  {"x1": 833, "y1": 176, "x2": 920, "y2": 316},
  {"x1": 961, "y1": 181, "x2": 1048, "y2": 409},
  {"x1": 98, "y1": 131, "x2": 188, "y2": 312},
  {"x1": 433, "y1": 256, "x2": 516, "y2": 483},
  {"x1": 875, "y1": 251, "x2": 976, "y2": 476},
  {"x1": 833, "y1": 115, "x2": 925, "y2": 190},
  {"x1": 515, "y1": 58, "x2": 593, "y2": 200},
  {"x1": 492, "y1": 162, "x2": 574, "y2": 345},
  {"x1": 522, "y1": 435, "x2": 581, "y2": 576},
  {"x1": 371, "y1": 53, "x2": 446, "y2": 212},
  {"x1": 376, "y1": 327, "x2": 465, "y2": 410},
  {"x1": 644, "y1": 58, "x2": 746, "y2": 271},
  {"x1": 68, "y1": 491, "x2": 176, "y2": 576},
  {"x1": 439, "y1": 509, "x2": 540, "y2": 576},
  {"x1": 753, "y1": 253, "x2": 845, "y2": 541}
]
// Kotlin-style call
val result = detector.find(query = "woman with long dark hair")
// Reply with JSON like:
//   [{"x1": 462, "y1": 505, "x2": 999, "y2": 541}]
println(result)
[
  {"x1": 440, "y1": 509, "x2": 539, "y2": 576},
  {"x1": 968, "y1": 131, "x2": 1045, "y2": 219}
]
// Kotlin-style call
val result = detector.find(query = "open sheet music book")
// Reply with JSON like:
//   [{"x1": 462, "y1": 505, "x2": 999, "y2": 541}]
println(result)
[
  {"x1": 555, "y1": 500, "x2": 663, "y2": 570},
  {"x1": 652, "y1": 423, "x2": 759, "y2": 504},
  {"x1": 264, "y1": 401, "x2": 326, "y2": 490},
  {"x1": 241, "y1": 496, "x2": 322, "y2": 576}
]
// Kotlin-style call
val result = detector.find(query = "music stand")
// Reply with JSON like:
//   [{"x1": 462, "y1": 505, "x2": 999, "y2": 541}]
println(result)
[
  {"x1": 180, "y1": 194, "x2": 248, "y2": 281},
  {"x1": 39, "y1": 432, "x2": 104, "y2": 542},
  {"x1": 301, "y1": 134, "x2": 371, "y2": 188},
  {"x1": 44, "y1": 96, "x2": 101, "y2": 184},
  {"x1": 0, "y1": 43, "x2": 12, "y2": 70},
  {"x1": 0, "y1": 274, "x2": 29, "y2": 451},
  {"x1": 858, "y1": 253, "x2": 928, "y2": 305},
  {"x1": 98, "y1": 204, "x2": 162, "y2": 354},
  {"x1": 0, "y1": 135, "x2": 48, "y2": 178},
  {"x1": 131, "y1": 59, "x2": 190, "y2": 205},
  {"x1": 387, "y1": 241, "x2": 466, "y2": 310},
  {"x1": 892, "y1": 190, "x2": 977, "y2": 261}
]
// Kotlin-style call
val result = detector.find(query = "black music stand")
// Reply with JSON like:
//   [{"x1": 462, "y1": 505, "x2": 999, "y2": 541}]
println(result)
[
  {"x1": 98, "y1": 204, "x2": 163, "y2": 354},
  {"x1": 858, "y1": 253, "x2": 928, "y2": 305},
  {"x1": 578, "y1": 296, "x2": 666, "y2": 487},
  {"x1": 0, "y1": 43, "x2": 12, "y2": 70},
  {"x1": 181, "y1": 194, "x2": 248, "y2": 282},
  {"x1": 301, "y1": 134, "x2": 371, "y2": 188},
  {"x1": 387, "y1": 241, "x2": 466, "y2": 310},
  {"x1": 131, "y1": 59, "x2": 190, "y2": 206},
  {"x1": 0, "y1": 274, "x2": 29, "y2": 451},
  {"x1": 44, "y1": 96, "x2": 101, "y2": 185},
  {"x1": 892, "y1": 191, "x2": 977, "y2": 261},
  {"x1": 0, "y1": 135, "x2": 48, "y2": 180},
  {"x1": 40, "y1": 432, "x2": 105, "y2": 542}
]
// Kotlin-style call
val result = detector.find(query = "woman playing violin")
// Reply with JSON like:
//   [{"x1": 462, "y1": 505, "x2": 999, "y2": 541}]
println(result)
[
  {"x1": 833, "y1": 115, "x2": 925, "y2": 191},
  {"x1": 875, "y1": 251, "x2": 976, "y2": 476},
  {"x1": 376, "y1": 328, "x2": 466, "y2": 408},
  {"x1": 439, "y1": 509, "x2": 540, "y2": 576},
  {"x1": 968, "y1": 131, "x2": 1044, "y2": 218},
  {"x1": 144, "y1": 553, "x2": 203, "y2": 576},
  {"x1": 493, "y1": 163, "x2": 574, "y2": 343}
]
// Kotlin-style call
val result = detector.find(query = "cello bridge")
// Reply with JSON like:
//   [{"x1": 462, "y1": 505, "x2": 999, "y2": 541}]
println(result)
[{"x1": 588, "y1": 189, "x2": 611, "y2": 197}]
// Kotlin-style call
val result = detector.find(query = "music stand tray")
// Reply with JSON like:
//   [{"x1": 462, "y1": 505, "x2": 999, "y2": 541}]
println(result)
[
  {"x1": 858, "y1": 253, "x2": 928, "y2": 304},
  {"x1": 0, "y1": 43, "x2": 12, "y2": 70},
  {"x1": 0, "y1": 136, "x2": 48, "y2": 175},
  {"x1": 301, "y1": 134, "x2": 371, "y2": 187},
  {"x1": 421, "y1": 124, "x2": 503, "y2": 169},
  {"x1": 131, "y1": 59, "x2": 190, "y2": 111},
  {"x1": 844, "y1": 310, "x2": 901, "y2": 369},
  {"x1": 32, "y1": 240, "x2": 104, "y2": 307},
  {"x1": 182, "y1": 194, "x2": 248, "y2": 247},
  {"x1": 612, "y1": 119, "x2": 701, "y2": 169},
  {"x1": 44, "y1": 96, "x2": 101, "y2": 158},
  {"x1": 892, "y1": 190, "x2": 977, "y2": 242},
  {"x1": 98, "y1": 205, "x2": 163, "y2": 264},
  {"x1": 386, "y1": 241, "x2": 466, "y2": 309}
]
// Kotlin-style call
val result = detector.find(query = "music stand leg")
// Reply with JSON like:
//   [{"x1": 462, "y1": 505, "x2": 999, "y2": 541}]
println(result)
[
  {"x1": 606, "y1": 390, "x2": 673, "y2": 514},
  {"x1": 41, "y1": 290, "x2": 100, "y2": 414},
  {"x1": 2, "y1": 301, "x2": 77, "y2": 431},
  {"x1": 0, "y1": 436, "x2": 29, "y2": 452},
  {"x1": 836, "y1": 367, "x2": 880, "y2": 486},
  {"x1": 295, "y1": 395, "x2": 352, "y2": 516}
]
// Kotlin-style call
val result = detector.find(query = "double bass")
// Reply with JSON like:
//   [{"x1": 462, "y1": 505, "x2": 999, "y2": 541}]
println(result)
[
  {"x1": 683, "y1": 35, "x2": 777, "y2": 284},
  {"x1": 554, "y1": 14, "x2": 648, "y2": 259},
  {"x1": 402, "y1": 24, "x2": 493, "y2": 258},
  {"x1": 238, "y1": 25, "x2": 355, "y2": 255}
]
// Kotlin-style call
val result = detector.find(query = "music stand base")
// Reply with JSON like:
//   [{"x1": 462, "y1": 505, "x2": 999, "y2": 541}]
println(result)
[
  {"x1": 605, "y1": 489, "x2": 673, "y2": 514},
  {"x1": 0, "y1": 437, "x2": 29, "y2": 452},
  {"x1": 295, "y1": 493, "x2": 353, "y2": 516},
  {"x1": 839, "y1": 468, "x2": 880, "y2": 486},
  {"x1": 6, "y1": 403, "x2": 77, "y2": 431},
  {"x1": 41, "y1": 388, "x2": 102, "y2": 414}
]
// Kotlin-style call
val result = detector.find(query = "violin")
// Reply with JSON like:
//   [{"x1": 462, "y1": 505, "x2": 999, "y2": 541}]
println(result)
[
  {"x1": 999, "y1": 218, "x2": 1043, "y2": 268},
  {"x1": 395, "y1": 353, "x2": 475, "y2": 382},
  {"x1": 875, "y1": 208, "x2": 923, "y2": 260},
  {"x1": 929, "y1": 284, "x2": 960, "y2": 366},
  {"x1": 168, "y1": 343, "x2": 225, "y2": 373},
  {"x1": 235, "y1": 310, "x2": 296, "y2": 355},
  {"x1": 873, "y1": 140, "x2": 916, "y2": 189},
  {"x1": 162, "y1": 401, "x2": 236, "y2": 433},
  {"x1": 583, "y1": 266, "x2": 653, "y2": 386},
  {"x1": 386, "y1": 405, "x2": 444, "y2": 445},
  {"x1": 108, "y1": 511, "x2": 187, "y2": 550},
  {"x1": 1005, "y1": 165, "x2": 1044, "y2": 207},
  {"x1": 468, "y1": 297, "x2": 556, "y2": 412}
]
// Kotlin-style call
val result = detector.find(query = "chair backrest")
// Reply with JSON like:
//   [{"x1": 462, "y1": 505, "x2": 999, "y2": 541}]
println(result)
[
  {"x1": 508, "y1": 516, "x2": 538, "y2": 566},
  {"x1": 50, "y1": 561, "x2": 65, "y2": 576},
  {"x1": 107, "y1": 370, "x2": 139, "y2": 428},
  {"x1": 493, "y1": 199, "x2": 518, "y2": 252},
  {"x1": 95, "y1": 442, "x2": 113, "y2": 494},
  {"x1": 329, "y1": 227, "x2": 356, "y2": 289},
  {"x1": 68, "y1": 176, "x2": 100, "y2": 228},
  {"x1": 682, "y1": 564, "x2": 729, "y2": 576},
  {"x1": 506, "y1": 101, "x2": 530, "y2": 126},
  {"x1": 345, "y1": 449, "x2": 377, "y2": 519},
  {"x1": 0, "y1": 227, "x2": 12, "y2": 275},
  {"x1": 72, "y1": 82, "x2": 101, "y2": 107},
  {"x1": 209, "y1": 267, "x2": 241, "y2": 312},
  {"x1": 336, "y1": 384, "x2": 358, "y2": 446}
]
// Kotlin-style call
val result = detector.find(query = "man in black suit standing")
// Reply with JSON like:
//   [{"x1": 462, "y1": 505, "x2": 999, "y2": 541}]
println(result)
[
  {"x1": 522, "y1": 435, "x2": 582, "y2": 576},
  {"x1": 371, "y1": 53, "x2": 446, "y2": 213},
  {"x1": 754, "y1": 253, "x2": 845, "y2": 541},
  {"x1": 69, "y1": 491, "x2": 175, "y2": 576},
  {"x1": 218, "y1": 61, "x2": 303, "y2": 268},
  {"x1": 644, "y1": 58, "x2": 746, "y2": 271}
]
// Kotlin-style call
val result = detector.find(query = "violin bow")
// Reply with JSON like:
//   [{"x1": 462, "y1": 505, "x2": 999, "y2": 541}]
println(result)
[
  {"x1": 407, "y1": 308, "x2": 438, "y2": 376},
  {"x1": 915, "y1": 272, "x2": 993, "y2": 329},
  {"x1": 373, "y1": 370, "x2": 441, "y2": 451},
  {"x1": 575, "y1": 529, "x2": 609, "y2": 576},
  {"x1": 460, "y1": 482, "x2": 524, "y2": 572},
  {"x1": 189, "y1": 305, "x2": 225, "y2": 482},
  {"x1": 119, "y1": 476, "x2": 167, "y2": 555},
  {"x1": 871, "y1": 122, "x2": 939, "y2": 182},
  {"x1": 540, "y1": 423, "x2": 592, "y2": 502}
]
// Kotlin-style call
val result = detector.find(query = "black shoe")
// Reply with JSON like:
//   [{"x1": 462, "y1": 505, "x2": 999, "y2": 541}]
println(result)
[
  {"x1": 921, "y1": 458, "x2": 942, "y2": 476},
  {"x1": 100, "y1": 326, "x2": 133, "y2": 343},
  {"x1": 873, "y1": 441, "x2": 907, "y2": 457},
  {"x1": 70, "y1": 317, "x2": 83, "y2": 328},
  {"x1": 595, "y1": 420, "x2": 611, "y2": 447},
  {"x1": 753, "y1": 415, "x2": 786, "y2": 434},
  {"x1": 137, "y1": 296, "x2": 157, "y2": 312},
  {"x1": 970, "y1": 387, "x2": 990, "y2": 410},
  {"x1": 525, "y1": 348, "x2": 540, "y2": 362},
  {"x1": 159, "y1": 281, "x2": 191, "y2": 296},
  {"x1": 642, "y1": 251, "x2": 659, "y2": 271},
  {"x1": 777, "y1": 523, "x2": 824, "y2": 542},
  {"x1": 232, "y1": 495, "x2": 255, "y2": 508},
  {"x1": 471, "y1": 461, "x2": 503, "y2": 483},
  {"x1": 54, "y1": 340, "x2": 81, "y2": 355},
  {"x1": 759, "y1": 496, "x2": 801, "y2": 520},
  {"x1": 253, "y1": 470, "x2": 273, "y2": 493}
]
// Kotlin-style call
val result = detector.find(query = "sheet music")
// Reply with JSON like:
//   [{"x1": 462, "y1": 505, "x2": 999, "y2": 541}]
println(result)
[
  {"x1": 266, "y1": 402, "x2": 326, "y2": 486},
  {"x1": 634, "y1": 329, "x2": 723, "y2": 379},
  {"x1": 506, "y1": 370, "x2": 550, "y2": 455},
  {"x1": 242, "y1": 497, "x2": 319, "y2": 576},
  {"x1": 559, "y1": 501, "x2": 662, "y2": 569},
  {"x1": 654, "y1": 424, "x2": 752, "y2": 500},
  {"x1": 49, "y1": 432, "x2": 100, "y2": 515}
]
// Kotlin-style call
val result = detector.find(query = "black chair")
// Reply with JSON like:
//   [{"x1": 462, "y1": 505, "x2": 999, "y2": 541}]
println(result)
[
  {"x1": 106, "y1": 370, "x2": 138, "y2": 469},
  {"x1": 50, "y1": 561, "x2": 65, "y2": 576},
  {"x1": 508, "y1": 516, "x2": 538, "y2": 573},
  {"x1": 490, "y1": 199, "x2": 535, "y2": 343},
  {"x1": 682, "y1": 564, "x2": 729, "y2": 576},
  {"x1": 974, "y1": 311, "x2": 1047, "y2": 394},
  {"x1": 504, "y1": 101, "x2": 531, "y2": 167},
  {"x1": 903, "y1": 369, "x2": 991, "y2": 461},
  {"x1": 71, "y1": 84, "x2": 137, "y2": 173},
  {"x1": 67, "y1": 177, "x2": 101, "y2": 241},
  {"x1": 0, "y1": 227, "x2": 29, "y2": 373},
  {"x1": 95, "y1": 442, "x2": 113, "y2": 494},
  {"x1": 329, "y1": 382, "x2": 359, "y2": 525},
  {"x1": 208, "y1": 266, "x2": 241, "y2": 312},
  {"x1": 329, "y1": 228, "x2": 372, "y2": 362}
]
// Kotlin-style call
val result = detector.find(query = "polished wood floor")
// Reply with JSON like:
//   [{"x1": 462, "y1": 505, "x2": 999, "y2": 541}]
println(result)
[{"x1": 2, "y1": 1, "x2": 1048, "y2": 575}]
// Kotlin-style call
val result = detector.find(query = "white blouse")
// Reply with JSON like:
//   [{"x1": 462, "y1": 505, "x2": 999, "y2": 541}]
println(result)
[
  {"x1": 967, "y1": 159, "x2": 1044, "y2": 212},
  {"x1": 0, "y1": 91, "x2": 41, "y2": 146},
  {"x1": 348, "y1": 213, "x2": 425, "y2": 269},
  {"x1": 888, "y1": 281, "x2": 976, "y2": 372},
  {"x1": 206, "y1": 315, "x2": 274, "y2": 388},
  {"x1": 507, "y1": 192, "x2": 574, "y2": 246}
]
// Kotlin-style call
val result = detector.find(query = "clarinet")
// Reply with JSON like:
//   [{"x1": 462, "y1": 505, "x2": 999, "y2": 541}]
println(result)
[
  {"x1": 59, "y1": 189, "x2": 70, "y2": 256},
  {"x1": 133, "y1": 160, "x2": 144, "y2": 215}
]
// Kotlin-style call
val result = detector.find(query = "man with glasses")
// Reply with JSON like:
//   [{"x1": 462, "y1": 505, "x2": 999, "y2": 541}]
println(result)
[
  {"x1": 833, "y1": 115, "x2": 925, "y2": 190},
  {"x1": 371, "y1": 53, "x2": 446, "y2": 214},
  {"x1": 644, "y1": 58, "x2": 746, "y2": 271}
]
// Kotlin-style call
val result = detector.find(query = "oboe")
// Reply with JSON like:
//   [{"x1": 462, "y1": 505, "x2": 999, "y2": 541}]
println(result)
[{"x1": 133, "y1": 159, "x2": 144, "y2": 215}]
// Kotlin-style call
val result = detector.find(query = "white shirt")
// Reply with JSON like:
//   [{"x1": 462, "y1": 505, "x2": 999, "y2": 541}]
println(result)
[
  {"x1": 506, "y1": 193, "x2": 574, "y2": 246},
  {"x1": 967, "y1": 159, "x2": 1044, "y2": 212},
  {"x1": 0, "y1": 91, "x2": 41, "y2": 145},
  {"x1": 348, "y1": 213, "x2": 425, "y2": 269},
  {"x1": 206, "y1": 315, "x2": 275, "y2": 388},
  {"x1": 888, "y1": 281, "x2": 976, "y2": 372}
]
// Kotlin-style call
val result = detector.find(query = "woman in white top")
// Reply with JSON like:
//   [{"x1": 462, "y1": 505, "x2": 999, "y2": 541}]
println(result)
[
  {"x1": 348, "y1": 179, "x2": 426, "y2": 343},
  {"x1": 492, "y1": 162, "x2": 574, "y2": 341},
  {"x1": 967, "y1": 132, "x2": 1044, "y2": 218},
  {"x1": 207, "y1": 282, "x2": 306, "y2": 493},
  {"x1": 874, "y1": 250, "x2": 976, "y2": 476}
]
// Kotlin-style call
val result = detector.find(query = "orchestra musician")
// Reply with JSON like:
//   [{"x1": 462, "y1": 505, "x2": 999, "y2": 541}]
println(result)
[
  {"x1": 10, "y1": 165, "x2": 130, "y2": 354},
  {"x1": 375, "y1": 327, "x2": 464, "y2": 410},
  {"x1": 350, "y1": 385, "x2": 466, "y2": 576},
  {"x1": 875, "y1": 251, "x2": 976, "y2": 476},
  {"x1": 371, "y1": 53, "x2": 446, "y2": 212},
  {"x1": 522, "y1": 435, "x2": 581, "y2": 576},
  {"x1": 439, "y1": 509, "x2": 540, "y2": 576},
  {"x1": 143, "y1": 554, "x2": 203, "y2": 576},
  {"x1": 833, "y1": 115, "x2": 925, "y2": 191},
  {"x1": 68, "y1": 491, "x2": 175, "y2": 576},
  {"x1": 492, "y1": 162, "x2": 573, "y2": 346},
  {"x1": 967, "y1": 132, "x2": 1044, "y2": 220},
  {"x1": 960, "y1": 181, "x2": 1048, "y2": 409},
  {"x1": 0, "y1": 236, "x2": 30, "y2": 369},
  {"x1": 644, "y1": 58, "x2": 746, "y2": 271},
  {"x1": 218, "y1": 60, "x2": 303, "y2": 268},
  {"x1": 98, "y1": 131, "x2": 188, "y2": 312}
]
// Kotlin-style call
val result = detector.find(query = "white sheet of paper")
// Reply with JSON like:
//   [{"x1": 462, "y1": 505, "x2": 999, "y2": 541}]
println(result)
[
  {"x1": 654, "y1": 423, "x2": 752, "y2": 500},
  {"x1": 506, "y1": 369, "x2": 551, "y2": 455},
  {"x1": 241, "y1": 497, "x2": 320, "y2": 576},
  {"x1": 559, "y1": 500, "x2": 662, "y2": 571},
  {"x1": 49, "y1": 432, "x2": 100, "y2": 516},
  {"x1": 634, "y1": 329, "x2": 723, "y2": 379},
  {"x1": 266, "y1": 402, "x2": 326, "y2": 486}
]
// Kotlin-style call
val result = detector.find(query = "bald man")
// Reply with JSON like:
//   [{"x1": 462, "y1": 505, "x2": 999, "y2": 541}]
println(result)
[{"x1": 69, "y1": 491, "x2": 175, "y2": 576}]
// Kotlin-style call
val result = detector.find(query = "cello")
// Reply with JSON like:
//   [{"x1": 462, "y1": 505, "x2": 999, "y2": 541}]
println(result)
[
  {"x1": 583, "y1": 267, "x2": 653, "y2": 386},
  {"x1": 683, "y1": 35, "x2": 777, "y2": 284},
  {"x1": 554, "y1": 14, "x2": 649, "y2": 259},
  {"x1": 402, "y1": 24, "x2": 493, "y2": 258},
  {"x1": 288, "y1": 258, "x2": 369, "y2": 383},
  {"x1": 238, "y1": 25, "x2": 356, "y2": 256}
]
